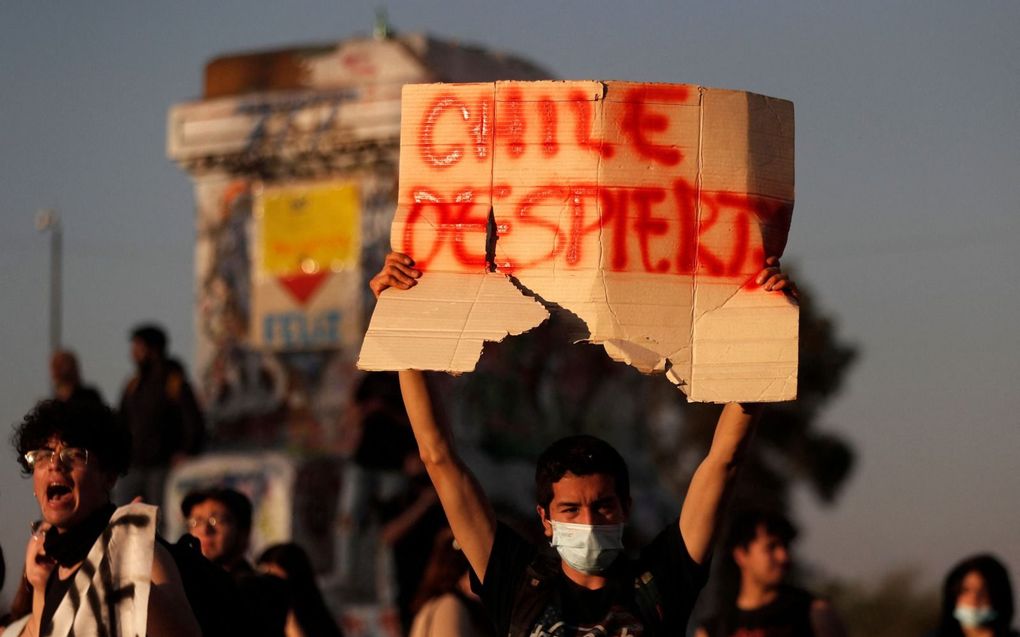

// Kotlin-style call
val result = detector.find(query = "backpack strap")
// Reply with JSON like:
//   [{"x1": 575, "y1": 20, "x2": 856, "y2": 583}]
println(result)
[
  {"x1": 507, "y1": 557, "x2": 559, "y2": 637},
  {"x1": 632, "y1": 568, "x2": 665, "y2": 637}
]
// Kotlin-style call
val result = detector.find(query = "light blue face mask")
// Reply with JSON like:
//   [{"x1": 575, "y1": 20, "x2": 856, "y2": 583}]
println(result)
[
  {"x1": 954, "y1": 604, "x2": 998, "y2": 628},
  {"x1": 549, "y1": 521, "x2": 624, "y2": 574}
]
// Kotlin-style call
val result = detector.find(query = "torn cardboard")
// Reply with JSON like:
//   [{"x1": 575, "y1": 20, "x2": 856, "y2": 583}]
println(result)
[{"x1": 358, "y1": 80, "x2": 798, "y2": 402}]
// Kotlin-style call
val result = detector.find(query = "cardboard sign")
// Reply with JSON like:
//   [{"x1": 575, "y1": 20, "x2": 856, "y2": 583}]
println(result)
[
  {"x1": 358, "y1": 81, "x2": 798, "y2": 402},
  {"x1": 252, "y1": 181, "x2": 363, "y2": 351}
]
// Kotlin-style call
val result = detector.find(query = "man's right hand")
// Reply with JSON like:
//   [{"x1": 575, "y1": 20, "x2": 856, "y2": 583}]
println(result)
[
  {"x1": 25, "y1": 521, "x2": 55, "y2": 592},
  {"x1": 369, "y1": 252, "x2": 421, "y2": 298}
]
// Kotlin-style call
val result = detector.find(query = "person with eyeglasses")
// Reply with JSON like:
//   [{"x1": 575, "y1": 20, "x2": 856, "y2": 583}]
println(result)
[
  {"x1": 180, "y1": 487, "x2": 254, "y2": 577},
  {"x1": 179, "y1": 487, "x2": 293, "y2": 637},
  {"x1": 6, "y1": 399, "x2": 200, "y2": 637}
]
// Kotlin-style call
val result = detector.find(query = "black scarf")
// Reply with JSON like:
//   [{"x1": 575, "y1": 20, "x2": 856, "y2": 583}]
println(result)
[{"x1": 43, "y1": 502, "x2": 116, "y2": 567}]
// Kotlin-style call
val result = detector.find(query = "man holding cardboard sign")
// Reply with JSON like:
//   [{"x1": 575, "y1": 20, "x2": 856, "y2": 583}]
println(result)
[{"x1": 370, "y1": 250, "x2": 796, "y2": 636}]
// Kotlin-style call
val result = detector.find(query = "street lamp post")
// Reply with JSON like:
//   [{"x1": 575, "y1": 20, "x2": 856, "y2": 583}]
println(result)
[{"x1": 35, "y1": 209, "x2": 62, "y2": 353}]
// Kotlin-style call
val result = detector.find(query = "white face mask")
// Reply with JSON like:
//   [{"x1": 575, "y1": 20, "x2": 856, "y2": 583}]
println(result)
[
  {"x1": 954, "y1": 604, "x2": 997, "y2": 628},
  {"x1": 548, "y1": 520, "x2": 624, "y2": 574}
]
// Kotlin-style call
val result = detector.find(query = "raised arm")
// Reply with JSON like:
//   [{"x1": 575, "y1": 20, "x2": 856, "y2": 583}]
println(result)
[
  {"x1": 371, "y1": 252, "x2": 497, "y2": 580},
  {"x1": 679, "y1": 401, "x2": 760, "y2": 564},
  {"x1": 679, "y1": 258, "x2": 795, "y2": 564}
]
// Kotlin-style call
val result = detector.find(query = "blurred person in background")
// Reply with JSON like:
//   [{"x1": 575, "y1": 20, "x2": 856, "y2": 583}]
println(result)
[
  {"x1": 116, "y1": 323, "x2": 204, "y2": 509},
  {"x1": 928, "y1": 554, "x2": 1017, "y2": 637},
  {"x1": 334, "y1": 371, "x2": 417, "y2": 589},
  {"x1": 181, "y1": 486, "x2": 254, "y2": 577},
  {"x1": 6, "y1": 399, "x2": 199, "y2": 636},
  {"x1": 182, "y1": 486, "x2": 289, "y2": 637},
  {"x1": 257, "y1": 542, "x2": 345, "y2": 637},
  {"x1": 409, "y1": 527, "x2": 493, "y2": 637},
  {"x1": 50, "y1": 349, "x2": 104, "y2": 405},
  {"x1": 696, "y1": 510, "x2": 846, "y2": 637},
  {"x1": 378, "y1": 449, "x2": 446, "y2": 634}
]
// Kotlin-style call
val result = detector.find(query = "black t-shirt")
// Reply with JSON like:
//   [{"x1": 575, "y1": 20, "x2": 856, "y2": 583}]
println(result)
[
  {"x1": 700, "y1": 585, "x2": 815, "y2": 637},
  {"x1": 473, "y1": 520, "x2": 707, "y2": 637}
]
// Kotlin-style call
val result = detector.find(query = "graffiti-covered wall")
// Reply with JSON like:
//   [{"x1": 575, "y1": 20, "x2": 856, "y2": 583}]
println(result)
[{"x1": 189, "y1": 169, "x2": 397, "y2": 448}]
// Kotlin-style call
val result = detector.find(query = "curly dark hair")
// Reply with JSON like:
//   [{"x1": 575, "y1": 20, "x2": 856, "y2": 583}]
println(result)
[
  {"x1": 11, "y1": 399, "x2": 131, "y2": 476},
  {"x1": 535, "y1": 434, "x2": 630, "y2": 511}
]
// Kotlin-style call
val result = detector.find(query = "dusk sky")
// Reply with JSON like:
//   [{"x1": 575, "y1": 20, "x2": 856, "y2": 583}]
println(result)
[{"x1": 1, "y1": 1, "x2": 1017, "y2": 606}]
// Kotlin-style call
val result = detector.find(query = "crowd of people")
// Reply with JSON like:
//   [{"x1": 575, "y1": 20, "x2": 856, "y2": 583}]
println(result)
[{"x1": 0, "y1": 258, "x2": 1016, "y2": 637}]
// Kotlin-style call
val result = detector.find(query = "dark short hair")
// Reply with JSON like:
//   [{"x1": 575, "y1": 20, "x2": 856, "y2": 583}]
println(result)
[
  {"x1": 726, "y1": 509, "x2": 798, "y2": 552},
  {"x1": 181, "y1": 487, "x2": 253, "y2": 532},
  {"x1": 12, "y1": 399, "x2": 131, "y2": 476},
  {"x1": 130, "y1": 323, "x2": 168, "y2": 356},
  {"x1": 535, "y1": 435, "x2": 630, "y2": 510},
  {"x1": 938, "y1": 554, "x2": 1014, "y2": 635},
  {"x1": 50, "y1": 350, "x2": 81, "y2": 385}
]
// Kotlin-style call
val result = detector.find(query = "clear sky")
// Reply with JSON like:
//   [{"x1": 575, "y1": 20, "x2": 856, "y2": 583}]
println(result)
[{"x1": 1, "y1": 0, "x2": 1017, "y2": 602}]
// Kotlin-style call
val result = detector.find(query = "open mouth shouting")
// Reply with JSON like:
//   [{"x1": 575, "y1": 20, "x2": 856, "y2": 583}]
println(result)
[
  {"x1": 46, "y1": 479, "x2": 74, "y2": 503},
  {"x1": 43, "y1": 479, "x2": 75, "y2": 511}
]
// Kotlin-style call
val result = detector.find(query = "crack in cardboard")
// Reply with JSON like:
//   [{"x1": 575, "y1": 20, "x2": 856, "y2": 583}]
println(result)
[
  {"x1": 489, "y1": 84, "x2": 498, "y2": 259},
  {"x1": 487, "y1": 84, "x2": 500, "y2": 270},
  {"x1": 712, "y1": 277, "x2": 752, "y2": 311},
  {"x1": 594, "y1": 82, "x2": 621, "y2": 337},
  {"x1": 447, "y1": 273, "x2": 491, "y2": 370},
  {"x1": 684, "y1": 87, "x2": 707, "y2": 388},
  {"x1": 484, "y1": 207, "x2": 497, "y2": 272}
]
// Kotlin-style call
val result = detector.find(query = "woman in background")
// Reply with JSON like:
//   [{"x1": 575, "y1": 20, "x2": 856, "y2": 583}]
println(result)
[
  {"x1": 929, "y1": 554, "x2": 1017, "y2": 637},
  {"x1": 257, "y1": 543, "x2": 345, "y2": 637},
  {"x1": 409, "y1": 527, "x2": 493, "y2": 637}
]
